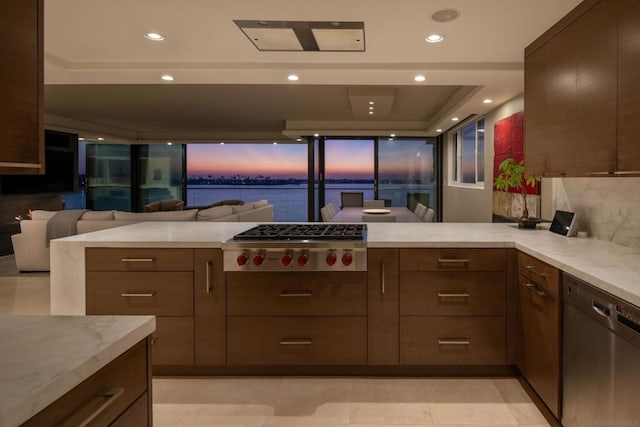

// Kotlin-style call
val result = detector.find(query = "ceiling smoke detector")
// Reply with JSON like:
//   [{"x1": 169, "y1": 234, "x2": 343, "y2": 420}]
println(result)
[{"x1": 431, "y1": 9, "x2": 460, "y2": 23}]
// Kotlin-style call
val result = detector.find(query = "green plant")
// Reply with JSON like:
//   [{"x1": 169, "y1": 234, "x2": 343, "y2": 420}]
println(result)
[{"x1": 494, "y1": 158, "x2": 540, "y2": 218}]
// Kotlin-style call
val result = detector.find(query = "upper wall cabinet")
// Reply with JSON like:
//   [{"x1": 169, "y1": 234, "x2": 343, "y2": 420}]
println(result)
[
  {"x1": 617, "y1": 0, "x2": 640, "y2": 173},
  {"x1": 525, "y1": 0, "x2": 638, "y2": 177},
  {"x1": 0, "y1": 0, "x2": 44, "y2": 175}
]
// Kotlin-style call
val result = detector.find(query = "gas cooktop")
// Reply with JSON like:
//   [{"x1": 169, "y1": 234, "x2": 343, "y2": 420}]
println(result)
[{"x1": 230, "y1": 223, "x2": 366, "y2": 241}]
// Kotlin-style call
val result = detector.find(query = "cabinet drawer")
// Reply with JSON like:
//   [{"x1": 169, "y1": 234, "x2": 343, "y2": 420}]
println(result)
[
  {"x1": 23, "y1": 340, "x2": 148, "y2": 427},
  {"x1": 400, "y1": 316, "x2": 506, "y2": 365},
  {"x1": 226, "y1": 272, "x2": 366, "y2": 316},
  {"x1": 87, "y1": 272, "x2": 193, "y2": 316},
  {"x1": 399, "y1": 249, "x2": 506, "y2": 272},
  {"x1": 517, "y1": 251, "x2": 560, "y2": 297},
  {"x1": 152, "y1": 317, "x2": 194, "y2": 366},
  {"x1": 399, "y1": 272, "x2": 506, "y2": 316},
  {"x1": 227, "y1": 316, "x2": 367, "y2": 365},
  {"x1": 86, "y1": 248, "x2": 194, "y2": 271},
  {"x1": 111, "y1": 391, "x2": 150, "y2": 427}
]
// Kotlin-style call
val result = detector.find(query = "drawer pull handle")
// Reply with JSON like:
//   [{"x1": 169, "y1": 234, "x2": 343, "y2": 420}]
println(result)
[
  {"x1": 525, "y1": 265, "x2": 546, "y2": 278},
  {"x1": 280, "y1": 291, "x2": 312, "y2": 297},
  {"x1": 437, "y1": 339, "x2": 470, "y2": 345},
  {"x1": 206, "y1": 260, "x2": 213, "y2": 294},
  {"x1": 62, "y1": 387, "x2": 124, "y2": 427},
  {"x1": 120, "y1": 292, "x2": 156, "y2": 297},
  {"x1": 280, "y1": 338, "x2": 312, "y2": 345},
  {"x1": 120, "y1": 258, "x2": 155, "y2": 262},
  {"x1": 524, "y1": 283, "x2": 548, "y2": 297},
  {"x1": 437, "y1": 258, "x2": 470, "y2": 268},
  {"x1": 437, "y1": 292, "x2": 470, "y2": 298}
]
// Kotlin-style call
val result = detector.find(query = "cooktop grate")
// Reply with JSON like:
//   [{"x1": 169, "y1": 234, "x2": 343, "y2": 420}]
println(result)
[{"x1": 231, "y1": 224, "x2": 366, "y2": 241}]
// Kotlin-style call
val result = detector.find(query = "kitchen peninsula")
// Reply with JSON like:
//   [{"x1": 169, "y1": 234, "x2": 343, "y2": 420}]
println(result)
[{"x1": 51, "y1": 221, "x2": 640, "y2": 314}]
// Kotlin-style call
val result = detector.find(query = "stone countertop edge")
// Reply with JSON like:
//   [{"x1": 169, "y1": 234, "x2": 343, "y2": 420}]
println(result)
[{"x1": 0, "y1": 315, "x2": 155, "y2": 427}]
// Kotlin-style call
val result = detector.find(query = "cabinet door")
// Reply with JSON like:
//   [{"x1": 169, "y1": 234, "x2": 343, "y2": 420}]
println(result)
[
  {"x1": 525, "y1": 0, "x2": 617, "y2": 177},
  {"x1": 0, "y1": 0, "x2": 44, "y2": 174},
  {"x1": 617, "y1": 0, "x2": 640, "y2": 173},
  {"x1": 367, "y1": 249, "x2": 399, "y2": 365},
  {"x1": 194, "y1": 249, "x2": 226, "y2": 365},
  {"x1": 525, "y1": 17, "x2": 577, "y2": 177},
  {"x1": 572, "y1": 0, "x2": 617, "y2": 175},
  {"x1": 518, "y1": 272, "x2": 561, "y2": 418}
]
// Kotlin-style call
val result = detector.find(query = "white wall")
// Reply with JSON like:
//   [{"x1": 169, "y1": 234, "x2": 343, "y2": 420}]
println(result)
[{"x1": 443, "y1": 94, "x2": 524, "y2": 222}]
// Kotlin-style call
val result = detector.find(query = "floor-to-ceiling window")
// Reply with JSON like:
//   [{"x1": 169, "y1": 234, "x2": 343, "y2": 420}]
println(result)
[
  {"x1": 323, "y1": 138, "x2": 375, "y2": 210},
  {"x1": 378, "y1": 137, "x2": 439, "y2": 214},
  {"x1": 186, "y1": 143, "x2": 308, "y2": 221},
  {"x1": 139, "y1": 143, "x2": 184, "y2": 207},
  {"x1": 86, "y1": 144, "x2": 132, "y2": 211}
]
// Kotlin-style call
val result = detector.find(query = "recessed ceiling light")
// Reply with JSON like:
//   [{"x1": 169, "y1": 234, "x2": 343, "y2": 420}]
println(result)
[
  {"x1": 436, "y1": 129, "x2": 443, "y2": 132},
  {"x1": 273, "y1": 142, "x2": 278, "y2": 145},
  {"x1": 296, "y1": 138, "x2": 302, "y2": 142},
  {"x1": 369, "y1": 101, "x2": 375, "y2": 105},
  {"x1": 220, "y1": 142, "x2": 225, "y2": 145},
  {"x1": 432, "y1": 9, "x2": 460, "y2": 23},
  {"x1": 78, "y1": 137, "x2": 84, "y2": 141},
  {"x1": 390, "y1": 133, "x2": 396, "y2": 137},
  {"x1": 287, "y1": 74, "x2": 299, "y2": 81},
  {"x1": 414, "y1": 74, "x2": 426, "y2": 82},
  {"x1": 425, "y1": 34, "x2": 444, "y2": 43},
  {"x1": 97, "y1": 137, "x2": 104, "y2": 141},
  {"x1": 369, "y1": 106, "x2": 374, "y2": 110},
  {"x1": 369, "y1": 111, "x2": 374, "y2": 115},
  {"x1": 167, "y1": 142, "x2": 173, "y2": 145},
  {"x1": 314, "y1": 133, "x2": 319, "y2": 137},
  {"x1": 483, "y1": 98, "x2": 493, "y2": 104},
  {"x1": 161, "y1": 74, "x2": 174, "y2": 81},
  {"x1": 451, "y1": 117, "x2": 459, "y2": 122},
  {"x1": 144, "y1": 32, "x2": 165, "y2": 41}
]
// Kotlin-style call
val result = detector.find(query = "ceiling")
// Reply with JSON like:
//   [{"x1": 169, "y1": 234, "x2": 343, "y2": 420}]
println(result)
[{"x1": 43, "y1": 0, "x2": 582, "y2": 143}]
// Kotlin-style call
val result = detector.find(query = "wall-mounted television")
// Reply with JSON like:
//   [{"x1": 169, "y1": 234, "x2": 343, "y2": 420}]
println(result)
[{"x1": 0, "y1": 130, "x2": 79, "y2": 194}]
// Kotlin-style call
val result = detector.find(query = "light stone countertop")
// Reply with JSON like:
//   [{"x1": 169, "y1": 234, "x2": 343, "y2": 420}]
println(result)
[
  {"x1": 50, "y1": 222, "x2": 640, "y2": 312},
  {"x1": 0, "y1": 315, "x2": 155, "y2": 427}
]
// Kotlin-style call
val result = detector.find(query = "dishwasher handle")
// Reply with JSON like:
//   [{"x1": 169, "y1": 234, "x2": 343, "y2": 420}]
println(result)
[{"x1": 592, "y1": 300, "x2": 611, "y2": 318}]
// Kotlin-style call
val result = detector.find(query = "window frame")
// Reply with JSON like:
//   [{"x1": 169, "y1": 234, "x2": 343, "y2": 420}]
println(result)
[{"x1": 448, "y1": 117, "x2": 485, "y2": 189}]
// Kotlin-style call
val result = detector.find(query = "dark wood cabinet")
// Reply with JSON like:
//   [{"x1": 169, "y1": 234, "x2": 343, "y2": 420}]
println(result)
[
  {"x1": 24, "y1": 339, "x2": 152, "y2": 427},
  {"x1": 517, "y1": 251, "x2": 562, "y2": 418},
  {"x1": 194, "y1": 249, "x2": 226, "y2": 365},
  {"x1": 617, "y1": 0, "x2": 640, "y2": 173},
  {"x1": 525, "y1": 0, "x2": 634, "y2": 176},
  {"x1": 0, "y1": 0, "x2": 44, "y2": 174},
  {"x1": 398, "y1": 248, "x2": 508, "y2": 365},
  {"x1": 367, "y1": 248, "x2": 399, "y2": 365}
]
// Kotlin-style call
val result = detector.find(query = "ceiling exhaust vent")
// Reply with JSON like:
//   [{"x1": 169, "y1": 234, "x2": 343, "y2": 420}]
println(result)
[{"x1": 234, "y1": 20, "x2": 365, "y2": 52}]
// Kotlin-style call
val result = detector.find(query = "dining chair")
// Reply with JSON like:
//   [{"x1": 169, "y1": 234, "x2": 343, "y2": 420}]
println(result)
[
  {"x1": 320, "y1": 206, "x2": 332, "y2": 222},
  {"x1": 341, "y1": 192, "x2": 364, "y2": 208},
  {"x1": 422, "y1": 208, "x2": 435, "y2": 222},
  {"x1": 363, "y1": 200, "x2": 385, "y2": 208},
  {"x1": 326, "y1": 202, "x2": 337, "y2": 218},
  {"x1": 362, "y1": 214, "x2": 396, "y2": 222},
  {"x1": 414, "y1": 202, "x2": 427, "y2": 219}
]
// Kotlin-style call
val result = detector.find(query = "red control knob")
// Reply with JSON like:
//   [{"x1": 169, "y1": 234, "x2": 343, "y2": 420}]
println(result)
[
  {"x1": 342, "y1": 253, "x2": 353, "y2": 267},
  {"x1": 281, "y1": 253, "x2": 293, "y2": 266},
  {"x1": 297, "y1": 253, "x2": 309, "y2": 266},
  {"x1": 326, "y1": 253, "x2": 337, "y2": 266},
  {"x1": 236, "y1": 254, "x2": 249, "y2": 266},
  {"x1": 252, "y1": 254, "x2": 265, "y2": 266}
]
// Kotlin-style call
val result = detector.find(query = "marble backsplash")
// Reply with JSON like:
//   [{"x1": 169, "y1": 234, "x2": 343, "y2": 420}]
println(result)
[{"x1": 549, "y1": 177, "x2": 640, "y2": 250}]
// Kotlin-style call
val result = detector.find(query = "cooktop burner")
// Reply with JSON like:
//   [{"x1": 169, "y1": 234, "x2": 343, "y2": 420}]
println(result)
[{"x1": 231, "y1": 224, "x2": 366, "y2": 241}]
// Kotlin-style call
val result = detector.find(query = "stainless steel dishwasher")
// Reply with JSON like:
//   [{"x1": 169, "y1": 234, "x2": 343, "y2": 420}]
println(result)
[{"x1": 563, "y1": 272, "x2": 640, "y2": 427}]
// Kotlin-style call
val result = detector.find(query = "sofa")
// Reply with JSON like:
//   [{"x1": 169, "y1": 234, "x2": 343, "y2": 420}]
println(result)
[{"x1": 11, "y1": 200, "x2": 273, "y2": 272}]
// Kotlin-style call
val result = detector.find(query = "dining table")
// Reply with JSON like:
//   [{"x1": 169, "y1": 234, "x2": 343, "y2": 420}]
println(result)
[{"x1": 330, "y1": 207, "x2": 422, "y2": 223}]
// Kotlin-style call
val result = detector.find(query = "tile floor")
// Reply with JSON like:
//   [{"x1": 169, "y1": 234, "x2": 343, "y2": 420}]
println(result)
[{"x1": 0, "y1": 254, "x2": 550, "y2": 427}]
